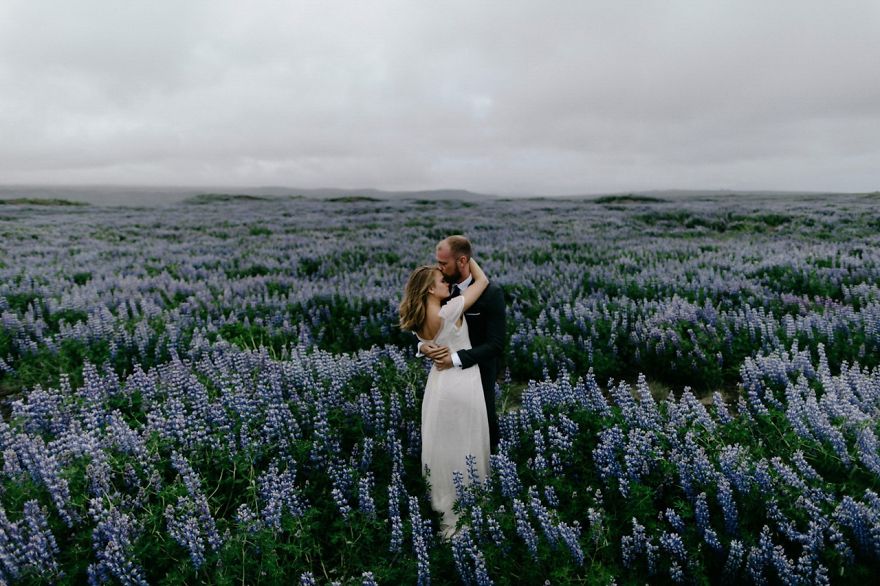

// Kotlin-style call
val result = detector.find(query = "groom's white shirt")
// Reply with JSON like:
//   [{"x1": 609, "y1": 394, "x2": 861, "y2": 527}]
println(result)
[{"x1": 417, "y1": 275, "x2": 472, "y2": 368}]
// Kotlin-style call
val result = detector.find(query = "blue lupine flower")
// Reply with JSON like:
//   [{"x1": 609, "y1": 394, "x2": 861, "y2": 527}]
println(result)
[
  {"x1": 717, "y1": 476, "x2": 739, "y2": 535},
  {"x1": 489, "y1": 453, "x2": 521, "y2": 499},
  {"x1": 512, "y1": 499, "x2": 538, "y2": 561},
  {"x1": 358, "y1": 472, "x2": 377, "y2": 520},
  {"x1": 408, "y1": 496, "x2": 431, "y2": 586}
]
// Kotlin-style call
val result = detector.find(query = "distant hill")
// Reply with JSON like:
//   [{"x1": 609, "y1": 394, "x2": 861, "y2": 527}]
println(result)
[
  {"x1": 0, "y1": 185, "x2": 496, "y2": 207},
  {"x1": 0, "y1": 185, "x2": 497, "y2": 206},
  {"x1": 0, "y1": 184, "x2": 869, "y2": 207},
  {"x1": 0, "y1": 197, "x2": 88, "y2": 206},
  {"x1": 563, "y1": 189, "x2": 862, "y2": 201}
]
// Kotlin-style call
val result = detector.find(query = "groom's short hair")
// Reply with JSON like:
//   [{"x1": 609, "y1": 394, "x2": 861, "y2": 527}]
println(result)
[{"x1": 444, "y1": 235, "x2": 472, "y2": 260}]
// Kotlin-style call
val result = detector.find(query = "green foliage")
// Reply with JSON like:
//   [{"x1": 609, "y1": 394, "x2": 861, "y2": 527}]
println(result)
[
  {"x1": 249, "y1": 225, "x2": 273, "y2": 236},
  {"x1": 43, "y1": 308, "x2": 89, "y2": 332},
  {"x1": 753, "y1": 265, "x2": 844, "y2": 300},
  {"x1": 72, "y1": 271, "x2": 92, "y2": 285},
  {"x1": 298, "y1": 257, "x2": 322, "y2": 277},
  {"x1": 226, "y1": 264, "x2": 273, "y2": 279}
]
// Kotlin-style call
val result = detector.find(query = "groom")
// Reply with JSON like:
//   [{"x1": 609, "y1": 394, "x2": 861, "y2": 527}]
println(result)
[{"x1": 421, "y1": 235, "x2": 506, "y2": 453}]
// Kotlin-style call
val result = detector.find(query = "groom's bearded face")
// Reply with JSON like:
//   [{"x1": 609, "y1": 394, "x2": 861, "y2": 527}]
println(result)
[
  {"x1": 435, "y1": 247, "x2": 463, "y2": 284},
  {"x1": 443, "y1": 263, "x2": 463, "y2": 285}
]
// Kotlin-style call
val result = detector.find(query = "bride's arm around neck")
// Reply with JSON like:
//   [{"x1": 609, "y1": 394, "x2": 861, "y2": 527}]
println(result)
[{"x1": 461, "y1": 258, "x2": 489, "y2": 311}]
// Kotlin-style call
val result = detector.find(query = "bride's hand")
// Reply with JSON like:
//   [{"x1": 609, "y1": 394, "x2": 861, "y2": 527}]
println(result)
[
  {"x1": 468, "y1": 257, "x2": 487, "y2": 283},
  {"x1": 422, "y1": 343, "x2": 449, "y2": 361}
]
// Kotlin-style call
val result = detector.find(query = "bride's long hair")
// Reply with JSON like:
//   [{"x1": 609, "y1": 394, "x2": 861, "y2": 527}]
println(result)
[{"x1": 399, "y1": 265, "x2": 439, "y2": 332}]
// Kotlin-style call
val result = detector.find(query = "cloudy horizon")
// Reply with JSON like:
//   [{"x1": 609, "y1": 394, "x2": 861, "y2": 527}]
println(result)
[{"x1": 1, "y1": 0, "x2": 879, "y2": 196}]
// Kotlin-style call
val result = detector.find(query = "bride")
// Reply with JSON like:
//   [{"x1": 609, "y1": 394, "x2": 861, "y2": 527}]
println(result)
[{"x1": 399, "y1": 258, "x2": 491, "y2": 539}]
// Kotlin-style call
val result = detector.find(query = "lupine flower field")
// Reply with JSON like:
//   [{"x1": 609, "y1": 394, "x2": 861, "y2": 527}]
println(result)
[{"x1": 1, "y1": 192, "x2": 880, "y2": 584}]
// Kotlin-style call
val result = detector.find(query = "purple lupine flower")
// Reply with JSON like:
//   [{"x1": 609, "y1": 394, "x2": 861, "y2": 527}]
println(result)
[
  {"x1": 621, "y1": 518, "x2": 657, "y2": 575},
  {"x1": 529, "y1": 429, "x2": 548, "y2": 474},
  {"x1": 465, "y1": 453, "x2": 483, "y2": 489},
  {"x1": 579, "y1": 369, "x2": 611, "y2": 416},
  {"x1": 469, "y1": 506, "x2": 485, "y2": 540},
  {"x1": 450, "y1": 531, "x2": 469, "y2": 584},
  {"x1": 586, "y1": 506, "x2": 605, "y2": 545},
  {"x1": 694, "y1": 492, "x2": 710, "y2": 534},
  {"x1": 827, "y1": 521, "x2": 855, "y2": 565},
  {"x1": 485, "y1": 513, "x2": 506, "y2": 549},
  {"x1": 557, "y1": 520, "x2": 584, "y2": 566},
  {"x1": 791, "y1": 450, "x2": 822, "y2": 483},
  {"x1": 813, "y1": 563, "x2": 831, "y2": 586},
  {"x1": 165, "y1": 501, "x2": 207, "y2": 569},
  {"x1": 769, "y1": 544, "x2": 796, "y2": 585},
  {"x1": 489, "y1": 452, "x2": 521, "y2": 499},
  {"x1": 717, "y1": 476, "x2": 739, "y2": 535},
  {"x1": 15, "y1": 435, "x2": 76, "y2": 527},
  {"x1": 747, "y1": 525, "x2": 775, "y2": 585},
  {"x1": 753, "y1": 459, "x2": 774, "y2": 496},
  {"x1": 723, "y1": 539, "x2": 745, "y2": 580},
  {"x1": 679, "y1": 386, "x2": 716, "y2": 432},
  {"x1": 527, "y1": 486, "x2": 557, "y2": 547},
  {"x1": 664, "y1": 508, "x2": 684, "y2": 533},
  {"x1": 0, "y1": 501, "x2": 61, "y2": 581},
  {"x1": 387, "y1": 472, "x2": 404, "y2": 553},
  {"x1": 512, "y1": 498, "x2": 538, "y2": 561},
  {"x1": 623, "y1": 427, "x2": 657, "y2": 485},
  {"x1": 86, "y1": 499, "x2": 148, "y2": 586},
  {"x1": 331, "y1": 487, "x2": 352, "y2": 520},
  {"x1": 451, "y1": 527, "x2": 494, "y2": 586},
  {"x1": 544, "y1": 486, "x2": 560, "y2": 508},
  {"x1": 257, "y1": 459, "x2": 307, "y2": 530},
  {"x1": 408, "y1": 495, "x2": 431, "y2": 586},
  {"x1": 856, "y1": 427, "x2": 880, "y2": 478},
  {"x1": 593, "y1": 425, "x2": 626, "y2": 496},
  {"x1": 660, "y1": 531, "x2": 687, "y2": 564},
  {"x1": 452, "y1": 470, "x2": 471, "y2": 509},
  {"x1": 234, "y1": 504, "x2": 264, "y2": 534},
  {"x1": 713, "y1": 391, "x2": 733, "y2": 425},
  {"x1": 834, "y1": 494, "x2": 880, "y2": 556},
  {"x1": 770, "y1": 457, "x2": 807, "y2": 492},
  {"x1": 359, "y1": 437, "x2": 375, "y2": 471},
  {"x1": 169, "y1": 452, "x2": 222, "y2": 552},
  {"x1": 358, "y1": 472, "x2": 377, "y2": 520}
]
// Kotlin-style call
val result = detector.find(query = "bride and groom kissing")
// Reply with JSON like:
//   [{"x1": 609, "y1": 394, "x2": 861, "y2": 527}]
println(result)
[{"x1": 398, "y1": 235, "x2": 506, "y2": 539}]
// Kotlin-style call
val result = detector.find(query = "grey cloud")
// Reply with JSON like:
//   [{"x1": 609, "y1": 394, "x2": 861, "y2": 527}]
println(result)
[{"x1": 0, "y1": 0, "x2": 878, "y2": 194}]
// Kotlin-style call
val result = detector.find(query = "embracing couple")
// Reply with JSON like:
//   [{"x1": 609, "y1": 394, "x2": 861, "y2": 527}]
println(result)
[{"x1": 398, "y1": 235, "x2": 506, "y2": 539}]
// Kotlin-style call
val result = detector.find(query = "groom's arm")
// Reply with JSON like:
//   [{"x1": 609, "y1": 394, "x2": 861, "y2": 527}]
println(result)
[{"x1": 456, "y1": 284, "x2": 505, "y2": 369}]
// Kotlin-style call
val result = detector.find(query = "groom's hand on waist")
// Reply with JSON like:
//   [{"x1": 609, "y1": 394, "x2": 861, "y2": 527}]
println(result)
[{"x1": 433, "y1": 353, "x2": 454, "y2": 370}]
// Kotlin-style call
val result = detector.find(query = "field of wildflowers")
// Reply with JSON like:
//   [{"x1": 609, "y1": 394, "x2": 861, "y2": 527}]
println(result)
[{"x1": 0, "y1": 193, "x2": 879, "y2": 584}]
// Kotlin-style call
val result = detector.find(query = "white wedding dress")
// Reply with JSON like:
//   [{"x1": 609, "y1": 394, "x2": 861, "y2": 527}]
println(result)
[{"x1": 417, "y1": 295, "x2": 491, "y2": 538}]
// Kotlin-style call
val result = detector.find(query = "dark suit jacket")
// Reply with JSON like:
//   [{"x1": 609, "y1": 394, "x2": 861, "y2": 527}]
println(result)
[
  {"x1": 457, "y1": 282, "x2": 505, "y2": 450},
  {"x1": 458, "y1": 282, "x2": 506, "y2": 377}
]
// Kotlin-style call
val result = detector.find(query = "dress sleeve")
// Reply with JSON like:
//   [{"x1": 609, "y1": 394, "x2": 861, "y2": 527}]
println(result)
[{"x1": 438, "y1": 296, "x2": 465, "y2": 325}]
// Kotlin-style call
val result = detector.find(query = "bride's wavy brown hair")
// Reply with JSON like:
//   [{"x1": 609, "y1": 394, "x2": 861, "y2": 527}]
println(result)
[{"x1": 399, "y1": 265, "x2": 439, "y2": 333}]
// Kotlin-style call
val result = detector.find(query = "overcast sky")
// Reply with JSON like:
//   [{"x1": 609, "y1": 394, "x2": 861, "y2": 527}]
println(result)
[{"x1": 1, "y1": 1, "x2": 878, "y2": 195}]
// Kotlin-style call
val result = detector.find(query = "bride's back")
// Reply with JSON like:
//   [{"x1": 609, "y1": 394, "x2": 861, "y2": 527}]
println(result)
[{"x1": 417, "y1": 297, "x2": 471, "y2": 352}]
